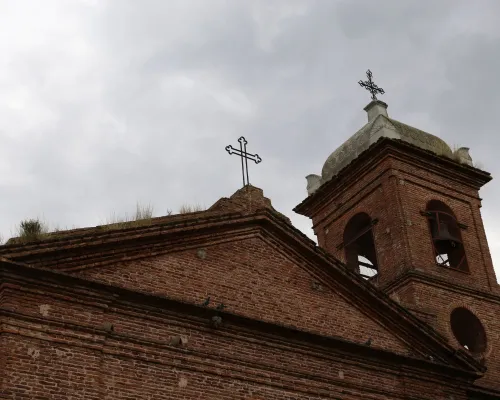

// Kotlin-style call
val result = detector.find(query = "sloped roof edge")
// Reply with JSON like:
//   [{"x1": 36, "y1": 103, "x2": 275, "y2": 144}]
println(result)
[{"x1": 0, "y1": 204, "x2": 485, "y2": 375}]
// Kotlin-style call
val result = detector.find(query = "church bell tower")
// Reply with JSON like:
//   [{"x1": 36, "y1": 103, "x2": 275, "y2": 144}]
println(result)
[{"x1": 294, "y1": 71, "x2": 500, "y2": 392}]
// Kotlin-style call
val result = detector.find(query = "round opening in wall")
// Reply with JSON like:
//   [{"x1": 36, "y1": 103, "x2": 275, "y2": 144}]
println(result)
[{"x1": 450, "y1": 307, "x2": 487, "y2": 355}]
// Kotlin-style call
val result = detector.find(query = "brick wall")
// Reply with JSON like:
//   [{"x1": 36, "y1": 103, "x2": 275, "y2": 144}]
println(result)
[
  {"x1": 1, "y1": 270, "x2": 471, "y2": 400},
  {"x1": 301, "y1": 146, "x2": 500, "y2": 394},
  {"x1": 76, "y1": 235, "x2": 410, "y2": 356},
  {"x1": 390, "y1": 281, "x2": 500, "y2": 391},
  {"x1": 312, "y1": 159, "x2": 412, "y2": 286},
  {"x1": 311, "y1": 154, "x2": 499, "y2": 290},
  {"x1": 394, "y1": 159, "x2": 498, "y2": 291},
  {"x1": 2, "y1": 148, "x2": 496, "y2": 398}
]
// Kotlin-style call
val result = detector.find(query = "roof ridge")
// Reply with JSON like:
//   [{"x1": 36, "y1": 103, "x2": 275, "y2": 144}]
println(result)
[{"x1": 1, "y1": 209, "x2": 239, "y2": 249}]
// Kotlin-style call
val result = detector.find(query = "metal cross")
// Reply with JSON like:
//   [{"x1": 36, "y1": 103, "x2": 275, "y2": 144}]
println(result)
[
  {"x1": 225, "y1": 136, "x2": 262, "y2": 187},
  {"x1": 358, "y1": 69, "x2": 385, "y2": 101}
]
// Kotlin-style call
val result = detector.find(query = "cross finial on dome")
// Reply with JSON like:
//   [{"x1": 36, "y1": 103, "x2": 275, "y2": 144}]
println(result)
[{"x1": 358, "y1": 70, "x2": 385, "y2": 101}]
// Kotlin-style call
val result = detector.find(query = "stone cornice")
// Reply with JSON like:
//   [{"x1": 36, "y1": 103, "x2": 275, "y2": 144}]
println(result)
[
  {"x1": 382, "y1": 269, "x2": 500, "y2": 305},
  {"x1": 294, "y1": 138, "x2": 492, "y2": 218},
  {"x1": 0, "y1": 211, "x2": 297, "y2": 271}
]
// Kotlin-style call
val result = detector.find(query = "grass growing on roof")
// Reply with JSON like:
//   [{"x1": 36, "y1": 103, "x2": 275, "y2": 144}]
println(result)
[
  {"x1": 16, "y1": 217, "x2": 50, "y2": 242},
  {"x1": 101, "y1": 202, "x2": 155, "y2": 230},
  {"x1": 178, "y1": 203, "x2": 205, "y2": 214}
]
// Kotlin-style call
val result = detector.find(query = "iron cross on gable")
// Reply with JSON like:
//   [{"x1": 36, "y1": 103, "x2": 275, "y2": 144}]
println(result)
[
  {"x1": 358, "y1": 69, "x2": 385, "y2": 101},
  {"x1": 225, "y1": 136, "x2": 262, "y2": 187}
]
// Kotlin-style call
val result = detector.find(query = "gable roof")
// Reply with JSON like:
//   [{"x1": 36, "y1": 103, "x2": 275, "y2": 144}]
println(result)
[{"x1": 0, "y1": 184, "x2": 485, "y2": 377}]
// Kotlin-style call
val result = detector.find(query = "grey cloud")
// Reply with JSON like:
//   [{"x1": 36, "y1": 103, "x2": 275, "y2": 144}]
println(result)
[{"x1": 1, "y1": 0, "x2": 500, "y2": 279}]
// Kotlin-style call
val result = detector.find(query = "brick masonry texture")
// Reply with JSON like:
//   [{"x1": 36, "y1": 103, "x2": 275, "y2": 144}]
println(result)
[
  {"x1": 1, "y1": 144, "x2": 499, "y2": 399},
  {"x1": 76, "y1": 237, "x2": 410, "y2": 355},
  {"x1": 1, "y1": 267, "x2": 473, "y2": 400},
  {"x1": 296, "y1": 139, "x2": 500, "y2": 395}
]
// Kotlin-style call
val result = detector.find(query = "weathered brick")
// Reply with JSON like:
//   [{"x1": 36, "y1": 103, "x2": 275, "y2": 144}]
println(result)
[
  {"x1": 0, "y1": 166, "x2": 497, "y2": 399},
  {"x1": 296, "y1": 139, "x2": 500, "y2": 394}
]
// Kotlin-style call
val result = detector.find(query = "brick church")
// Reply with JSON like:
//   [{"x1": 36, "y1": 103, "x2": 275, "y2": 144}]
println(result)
[{"x1": 2, "y1": 85, "x2": 500, "y2": 399}]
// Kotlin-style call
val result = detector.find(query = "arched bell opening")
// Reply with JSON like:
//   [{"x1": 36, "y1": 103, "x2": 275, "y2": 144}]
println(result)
[
  {"x1": 425, "y1": 200, "x2": 468, "y2": 271},
  {"x1": 343, "y1": 213, "x2": 379, "y2": 280}
]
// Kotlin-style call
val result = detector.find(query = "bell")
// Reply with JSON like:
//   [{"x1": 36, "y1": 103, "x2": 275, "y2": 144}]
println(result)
[{"x1": 432, "y1": 221, "x2": 461, "y2": 250}]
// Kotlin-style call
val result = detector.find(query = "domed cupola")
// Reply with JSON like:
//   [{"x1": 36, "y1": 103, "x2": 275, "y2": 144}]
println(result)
[{"x1": 306, "y1": 100, "x2": 473, "y2": 196}]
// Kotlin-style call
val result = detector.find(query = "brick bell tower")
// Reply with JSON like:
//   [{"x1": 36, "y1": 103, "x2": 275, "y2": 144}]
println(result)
[{"x1": 294, "y1": 71, "x2": 500, "y2": 394}]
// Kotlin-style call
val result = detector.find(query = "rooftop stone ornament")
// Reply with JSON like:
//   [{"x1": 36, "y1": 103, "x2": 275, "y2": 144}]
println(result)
[
  {"x1": 225, "y1": 136, "x2": 262, "y2": 188},
  {"x1": 358, "y1": 69, "x2": 385, "y2": 101}
]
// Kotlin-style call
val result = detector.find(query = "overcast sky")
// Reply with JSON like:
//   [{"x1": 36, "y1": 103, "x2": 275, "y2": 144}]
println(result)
[{"x1": 1, "y1": 0, "x2": 500, "y2": 279}]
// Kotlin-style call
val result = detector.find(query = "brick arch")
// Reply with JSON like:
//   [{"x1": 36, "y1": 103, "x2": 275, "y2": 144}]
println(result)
[
  {"x1": 411, "y1": 194, "x2": 475, "y2": 270},
  {"x1": 419, "y1": 193, "x2": 455, "y2": 214},
  {"x1": 323, "y1": 207, "x2": 378, "y2": 263},
  {"x1": 424, "y1": 199, "x2": 469, "y2": 271},
  {"x1": 335, "y1": 206, "x2": 376, "y2": 232},
  {"x1": 420, "y1": 192, "x2": 451, "y2": 205},
  {"x1": 339, "y1": 207, "x2": 379, "y2": 240},
  {"x1": 342, "y1": 211, "x2": 379, "y2": 279},
  {"x1": 443, "y1": 302, "x2": 492, "y2": 359},
  {"x1": 426, "y1": 199, "x2": 457, "y2": 216},
  {"x1": 419, "y1": 193, "x2": 470, "y2": 223}
]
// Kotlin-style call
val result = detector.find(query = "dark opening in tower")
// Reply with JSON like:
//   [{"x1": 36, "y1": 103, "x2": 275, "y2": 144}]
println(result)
[
  {"x1": 450, "y1": 307, "x2": 487, "y2": 355},
  {"x1": 343, "y1": 213, "x2": 378, "y2": 279},
  {"x1": 425, "y1": 200, "x2": 468, "y2": 271}
]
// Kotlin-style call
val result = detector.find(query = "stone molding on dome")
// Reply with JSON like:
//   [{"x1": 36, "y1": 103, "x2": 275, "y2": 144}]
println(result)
[
  {"x1": 304, "y1": 105, "x2": 470, "y2": 197},
  {"x1": 369, "y1": 115, "x2": 400, "y2": 145},
  {"x1": 306, "y1": 174, "x2": 322, "y2": 196}
]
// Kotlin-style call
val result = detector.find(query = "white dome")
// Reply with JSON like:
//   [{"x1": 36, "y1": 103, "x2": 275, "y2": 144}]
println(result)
[{"x1": 321, "y1": 114, "x2": 453, "y2": 183}]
